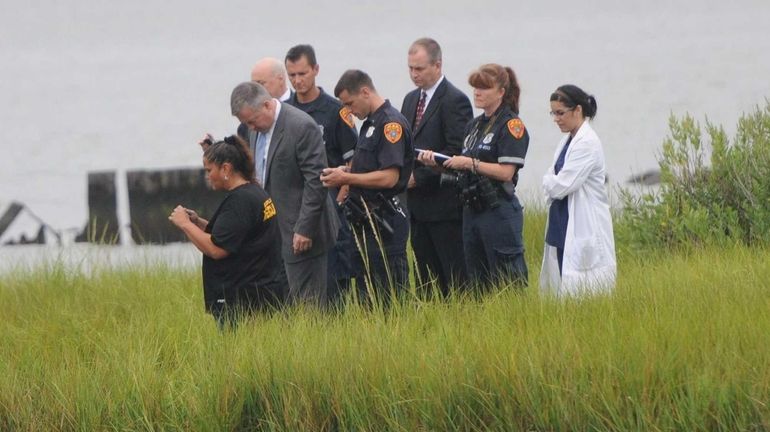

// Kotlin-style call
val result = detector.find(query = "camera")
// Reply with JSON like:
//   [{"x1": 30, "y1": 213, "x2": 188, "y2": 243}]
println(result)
[
  {"x1": 440, "y1": 171, "x2": 462, "y2": 188},
  {"x1": 441, "y1": 171, "x2": 502, "y2": 212},
  {"x1": 474, "y1": 175, "x2": 502, "y2": 210}
]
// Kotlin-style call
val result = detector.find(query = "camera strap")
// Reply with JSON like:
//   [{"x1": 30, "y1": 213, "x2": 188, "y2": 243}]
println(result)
[
  {"x1": 464, "y1": 111, "x2": 516, "y2": 198},
  {"x1": 464, "y1": 112, "x2": 501, "y2": 159}
]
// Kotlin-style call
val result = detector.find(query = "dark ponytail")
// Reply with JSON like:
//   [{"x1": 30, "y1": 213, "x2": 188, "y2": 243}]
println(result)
[
  {"x1": 503, "y1": 66, "x2": 521, "y2": 114},
  {"x1": 550, "y1": 84, "x2": 597, "y2": 119},
  {"x1": 203, "y1": 135, "x2": 256, "y2": 183}
]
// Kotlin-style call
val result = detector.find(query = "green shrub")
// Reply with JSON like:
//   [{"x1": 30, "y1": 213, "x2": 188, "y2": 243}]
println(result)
[{"x1": 619, "y1": 101, "x2": 770, "y2": 250}]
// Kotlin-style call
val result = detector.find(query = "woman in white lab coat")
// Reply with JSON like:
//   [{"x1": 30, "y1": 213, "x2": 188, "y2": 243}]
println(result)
[{"x1": 540, "y1": 85, "x2": 616, "y2": 296}]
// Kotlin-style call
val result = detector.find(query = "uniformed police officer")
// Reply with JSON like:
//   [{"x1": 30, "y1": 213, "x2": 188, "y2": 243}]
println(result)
[
  {"x1": 285, "y1": 44, "x2": 359, "y2": 304},
  {"x1": 419, "y1": 63, "x2": 528, "y2": 288},
  {"x1": 321, "y1": 69, "x2": 414, "y2": 305}
]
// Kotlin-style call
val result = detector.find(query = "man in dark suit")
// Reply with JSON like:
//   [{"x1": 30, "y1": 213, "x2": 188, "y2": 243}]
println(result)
[
  {"x1": 231, "y1": 81, "x2": 338, "y2": 307},
  {"x1": 401, "y1": 38, "x2": 472, "y2": 295}
]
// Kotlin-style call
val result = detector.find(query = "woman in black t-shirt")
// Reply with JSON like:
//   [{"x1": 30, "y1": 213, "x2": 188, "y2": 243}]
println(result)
[{"x1": 169, "y1": 136, "x2": 286, "y2": 327}]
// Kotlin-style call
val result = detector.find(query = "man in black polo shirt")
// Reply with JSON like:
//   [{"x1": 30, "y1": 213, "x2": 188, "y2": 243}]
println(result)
[
  {"x1": 321, "y1": 69, "x2": 414, "y2": 305},
  {"x1": 285, "y1": 44, "x2": 359, "y2": 304}
]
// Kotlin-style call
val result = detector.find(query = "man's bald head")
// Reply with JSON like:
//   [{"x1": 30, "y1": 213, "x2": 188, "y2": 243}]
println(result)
[{"x1": 250, "y1": 57, "x2": 289, "y2": 99}]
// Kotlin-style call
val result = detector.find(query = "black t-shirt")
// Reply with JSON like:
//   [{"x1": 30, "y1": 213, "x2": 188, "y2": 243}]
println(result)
[
  {"x1": 462, "y1": 104, "x2": 529, "y2": 186},
  {"x1": 350, "y1": 100, "x2": 414, "y2": 202},
  {"x1": 202, "y1": 183, "x2": 286, "y2": 312},
  {"x1": 287, "y1": 88, "x2": 358, "y2": 168}
]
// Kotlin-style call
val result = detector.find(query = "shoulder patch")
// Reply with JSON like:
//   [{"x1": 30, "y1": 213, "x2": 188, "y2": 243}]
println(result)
[
  {"x1": 507, "y1": 118, "x2": 526, "y2": 139},
  {"x1": 383, "y1": 122, "x2": 403, "y2": 144},
  {"x1": 263, "y1": 198, "x2": 276, "y2": 221},
  {"x1": 339, "y1": 107, "x2": 355, "y2": 129}
]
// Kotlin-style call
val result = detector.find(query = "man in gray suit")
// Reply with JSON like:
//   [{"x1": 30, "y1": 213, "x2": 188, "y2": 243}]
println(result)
[{"x1": 230, "y1": 81, "x2": 338, "y2": 307}]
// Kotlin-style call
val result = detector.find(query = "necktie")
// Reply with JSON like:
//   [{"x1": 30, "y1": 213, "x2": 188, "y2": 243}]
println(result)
[
  {"x1": 414, "y1": 90, "x2": 427, "y2": 128},
  {"x1": 255, "y1": 132, "x2": 267, "y2": 184}
]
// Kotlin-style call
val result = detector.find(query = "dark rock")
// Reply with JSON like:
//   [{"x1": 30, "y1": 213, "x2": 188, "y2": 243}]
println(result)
[
  {"x1": 76, "y1": 171, "x2": 120, "y2": 243},
  {"x1": 0, "y1": 201, "x2": 57, "y2": 245},
  {"x1": 127, "y1": 168, "x2": 223, "y2": 244},
  {"x1": 626, "y1": 169, "x2": 661, "y2": 186}
]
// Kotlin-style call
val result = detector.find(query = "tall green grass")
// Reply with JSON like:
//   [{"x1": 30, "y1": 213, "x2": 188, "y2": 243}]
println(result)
[{"x1": 2, "y1": 211, "x2": 770, "y2": 430}]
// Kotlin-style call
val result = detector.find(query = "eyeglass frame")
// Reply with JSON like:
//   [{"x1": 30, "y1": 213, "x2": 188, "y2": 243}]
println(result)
[{"x1": 549, "y1": 107, "x2": 575, "y2": 118}]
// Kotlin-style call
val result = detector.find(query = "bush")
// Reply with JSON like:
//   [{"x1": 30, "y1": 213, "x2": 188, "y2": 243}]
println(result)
[{"x1": 619, "y1": 101, "x2": 770, "y2": 250}]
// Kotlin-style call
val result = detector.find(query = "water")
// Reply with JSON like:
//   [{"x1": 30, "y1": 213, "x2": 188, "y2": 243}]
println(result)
[
  {"x1": 1, "y1": 0, "x2": 769, "y2": 258},
  {"x1": 0, "y1": 243, "x2": 200, "y2": 274}
]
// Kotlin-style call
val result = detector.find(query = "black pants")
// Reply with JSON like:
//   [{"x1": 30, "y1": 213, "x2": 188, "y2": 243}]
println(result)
[
  {"x1": 327, "y1": 189, "x2": 358, "y2": 304},
  {"x1": 410, "y1": 218, "x2": 467, "y2": 295},
  {"x1": 350, "y1": 209, "x2": 410, "y2": 307},
  {"x1": 463, "y1": 195, "x2": 528, "y2": 288},
  {"x1": 210, "y1": 279, "x2": 286, "y2": 331}
]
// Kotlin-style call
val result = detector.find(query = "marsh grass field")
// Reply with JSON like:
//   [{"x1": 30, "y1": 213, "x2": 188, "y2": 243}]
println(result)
[{"x1": 2, "y1": 211, "x2": 770, "y2": 431}]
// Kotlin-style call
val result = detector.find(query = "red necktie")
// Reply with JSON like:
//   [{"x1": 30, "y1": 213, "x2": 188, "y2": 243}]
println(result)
[{"x1": 414, "y1": 90, "x2": 427, "y2": 128}]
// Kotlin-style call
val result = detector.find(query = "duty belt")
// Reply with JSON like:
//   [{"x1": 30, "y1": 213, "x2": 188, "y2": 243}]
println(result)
[{"x1": 340, "y1": 193, "x2": 405, "y2": 234}]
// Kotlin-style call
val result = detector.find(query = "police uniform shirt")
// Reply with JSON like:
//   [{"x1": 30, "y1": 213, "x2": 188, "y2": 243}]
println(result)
[
  {"x1": 287, "y1": 88, "x2": 358, "y2": 168},
  {"x1": 202, "y1": 183, "x2": 285, "y2": 311},
  {"x1": 350, "y1": 100, "x2": 414, "y2": 202},
  {"x1": 462, "y1": 104, "x2": 529, "y2": 186}
]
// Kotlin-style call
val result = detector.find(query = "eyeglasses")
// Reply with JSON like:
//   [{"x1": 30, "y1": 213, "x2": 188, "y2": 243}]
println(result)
[{"x1": 549, "y1": 108, "x2": 574, "y2": 118}]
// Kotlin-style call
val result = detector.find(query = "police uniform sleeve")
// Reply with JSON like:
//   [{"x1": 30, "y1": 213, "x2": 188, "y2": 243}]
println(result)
[
  {"x1": 209, "y1": 192, "x2": 256, "y2": 255},
  {"x1": 336, "y1": 107, "x2": 357, "y2": 163},
  {"x1": 377, "y1": 120, "x2": 408, "y2": 169},
  {"x1": 496, "y1": 118, "x2": 529, "y2": 167}
]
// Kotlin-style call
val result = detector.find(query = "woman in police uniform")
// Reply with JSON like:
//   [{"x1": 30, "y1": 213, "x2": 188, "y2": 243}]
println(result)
[{"x1": 418, "y1": 63, "x2": 529, "y2": 288}]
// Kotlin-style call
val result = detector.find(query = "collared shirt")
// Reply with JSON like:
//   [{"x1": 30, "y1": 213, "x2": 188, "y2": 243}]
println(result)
[
  {"x1": 287, "y1": 88, "x2": 357, "y2": 168},
  {"x1": 279, "y1": 87, "x2": 292, "y2": 102},
  {"x1": 420, "y1": 75, "x2": 445, "y2": 110},
  {"x1": 257, "y1": 100, "x2": 282, "y2": 183},
  {"x1": 350, "y1": 100, "x2": 414, "y2": 202}
]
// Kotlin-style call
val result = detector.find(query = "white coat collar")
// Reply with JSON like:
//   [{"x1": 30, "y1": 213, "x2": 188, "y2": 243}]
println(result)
[
  {"x1": 554, "y1": 119, "x2": 593, "y2": 161},
  {"x1": 571, "y1": 119, "x2": 593, "y2": 143}
]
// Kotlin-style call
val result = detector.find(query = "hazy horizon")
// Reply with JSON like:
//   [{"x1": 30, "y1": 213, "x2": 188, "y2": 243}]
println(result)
[{"x1": 2, "y1": 0, "x2": 769, "y2": 232}]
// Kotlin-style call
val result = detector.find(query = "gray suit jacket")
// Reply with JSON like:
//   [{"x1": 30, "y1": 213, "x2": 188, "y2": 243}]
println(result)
[{"x1": 247, "y1": 103, "x2": 338, "y2": 264}]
